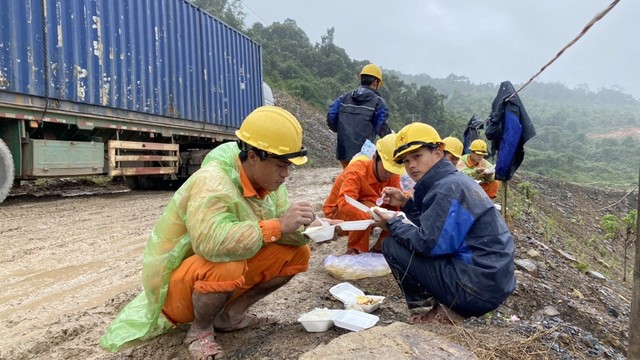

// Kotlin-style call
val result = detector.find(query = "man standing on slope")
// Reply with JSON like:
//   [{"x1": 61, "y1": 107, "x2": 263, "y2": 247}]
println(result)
[{"x1": 327, "y1": 63, "x2": 392, "y2": 168}]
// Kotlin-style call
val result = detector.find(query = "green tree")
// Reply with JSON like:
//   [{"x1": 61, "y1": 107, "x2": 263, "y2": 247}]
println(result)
[{"x1": 191, "y1": 0, "x2": 246, "y2": 31}]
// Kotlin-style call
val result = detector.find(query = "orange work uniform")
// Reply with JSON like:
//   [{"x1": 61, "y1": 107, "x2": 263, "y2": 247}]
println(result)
[
  {"x1": 323, "y1": 158, "x2": 401, "y2": 253},
  {"x1": 162, "y1": 165, "x2": 310, "y2": 324}
]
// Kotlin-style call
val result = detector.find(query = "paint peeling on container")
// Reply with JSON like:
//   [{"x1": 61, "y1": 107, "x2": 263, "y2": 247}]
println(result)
[
  {"x1": 26, "y1": 1, "x2": 33, "y2": 23},
  {"x1": 92, "y1": 16, "x2": 103, "y2": 66},
  {"x1": 74, "y1": 65, "x2": 88, "y2": 101},
  {"x1": 56, "y1": 2, "x2": 63, "y2": 47},
  {"x1": 100, "y1": 74, "x2": 110, "y2": 105},
  {"x1": 0, "y1": 69, "x2": 9, "y2": 89}
]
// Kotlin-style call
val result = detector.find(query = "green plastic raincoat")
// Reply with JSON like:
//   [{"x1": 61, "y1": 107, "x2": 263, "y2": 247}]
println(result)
[{"x1": 100, "y1": 142, "x2": 308, "y2": 351}]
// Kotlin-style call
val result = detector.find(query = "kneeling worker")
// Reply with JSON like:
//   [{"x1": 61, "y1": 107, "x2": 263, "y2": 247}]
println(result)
[
  {"x1": 375, "y1": 123, "x2": 515, "y2": 325},
  {"x1": 100, "y1": 106, "x2": 336, "y2": 359},
  {"x1": 323, "y1": 133, "x2": 403, "y2": 254},
  {"x1": 457, "y1": 139, "x2": 500, "y2": 199},
  {"x1": 442, "y1": 136, "x2": 463, "y2": 166}
]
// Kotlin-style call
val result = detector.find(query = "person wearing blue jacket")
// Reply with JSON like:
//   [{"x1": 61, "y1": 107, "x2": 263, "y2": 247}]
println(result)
[
  {"x1": 327, "y1": 64, "x2": 391, "y2": 168},
  {"x1": 374, "y1": 122, "x2": 515, "y2": 324}
]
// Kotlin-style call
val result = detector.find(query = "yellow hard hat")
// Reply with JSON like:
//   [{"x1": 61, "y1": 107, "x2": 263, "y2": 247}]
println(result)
[
  {"x1": 393, "y1": 122, "x2": 444, "y2": 163},
  {"x1": 235, "y1": 106, "x2": 308, "y2": 165},
  {"x1": 442, "y1": 136, "x2": 463, "y2": 159},
  {"x1": 376, "y1": 134, "x2": 404, "y2": 175},
  {"x1": 469, "y1": 139, "x2": 488, "y2": 156},
  {"x1": 360, "y1": 64, "x2": 384, "y2": 88}
]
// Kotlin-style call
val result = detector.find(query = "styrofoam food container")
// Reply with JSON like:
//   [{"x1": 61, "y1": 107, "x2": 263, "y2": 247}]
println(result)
[
  {"x1": 297, "y1": 308, "x2": 340, "y2": 332},
  {"x1": 303, "y1": 225, "x2": 336, "y2": 243},
  {"x1": 337, "y1": 219, "x2": 375, "y2": 231},
  {"x1": 332, "y1": 309, "x2": 379, "y2": 332},
  {"x1": 368, "y1": 206, "x2": 397, "y2": 221},
  {"x1": 329, "y1": 282, "x2": 385, "y2": 313},
  {"x1": 330, "y1": 282, "x2": 364, "y2": 304}
]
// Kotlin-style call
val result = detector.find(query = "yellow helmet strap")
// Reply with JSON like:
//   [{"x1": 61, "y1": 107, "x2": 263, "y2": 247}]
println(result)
[
  {"x1": 268, "y1": 147, "x2": 308, "y2": 160},
  {"x1": 238, "y1": 140, "x2": 306, "y2": 162}
]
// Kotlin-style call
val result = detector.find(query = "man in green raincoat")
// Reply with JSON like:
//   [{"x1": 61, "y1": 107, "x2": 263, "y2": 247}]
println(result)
[{"x1": 100, "y1": 106, "x2": 333, "y2": 359}]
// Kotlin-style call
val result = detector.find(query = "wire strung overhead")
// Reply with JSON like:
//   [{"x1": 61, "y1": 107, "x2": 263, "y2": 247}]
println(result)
[{"x1": 505, "y1": 0, "x2": 622, "y2": 102}]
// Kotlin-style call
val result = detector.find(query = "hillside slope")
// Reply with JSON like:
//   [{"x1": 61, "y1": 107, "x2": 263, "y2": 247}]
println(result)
[{"x1": 274, "y1": 88, "x2": 638, "y2": 357}]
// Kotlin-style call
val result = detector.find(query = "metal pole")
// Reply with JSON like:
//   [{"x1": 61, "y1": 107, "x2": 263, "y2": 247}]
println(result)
[
  {"x1": 501, "y1": 181, "x2": 508, "y2": 223},
  {"x1": 629, "y1": 165, "x2": 640, "y2": 358}
]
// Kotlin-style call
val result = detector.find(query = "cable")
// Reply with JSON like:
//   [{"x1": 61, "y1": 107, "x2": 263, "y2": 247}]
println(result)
[
  {"x1": 505, "y1": 0, "x2": 621, "y2": 103},
  {"x1": 238, "y1": 1, "x2": 269, "y2": 27}
]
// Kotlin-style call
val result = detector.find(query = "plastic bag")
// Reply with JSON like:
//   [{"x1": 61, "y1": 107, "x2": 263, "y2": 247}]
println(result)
[
  {"x1": 323, "y1": 253, "x2": 391, "y2": 280},
  {"x1": 400, "y1": 173, "x2": 415, "y2": 191},
  {"x1": 351, "y1": 139, "x2": 377, "y2": 160}
]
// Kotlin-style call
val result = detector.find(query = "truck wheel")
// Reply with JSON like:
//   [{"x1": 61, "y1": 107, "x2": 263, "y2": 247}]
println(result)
[
  {"x1": 123, "y1": 176, "x2": 140, "y2": 190},
  {"x1": 0, "y1": 139, "x2": 15, "y2": 203}
]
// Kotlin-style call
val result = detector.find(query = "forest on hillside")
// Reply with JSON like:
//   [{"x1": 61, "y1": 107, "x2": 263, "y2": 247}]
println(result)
[{"x1": 193, "y1": 0, "x2": 640, "y2": 188}]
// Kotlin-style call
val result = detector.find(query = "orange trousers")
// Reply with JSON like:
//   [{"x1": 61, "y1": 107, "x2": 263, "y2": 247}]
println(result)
[
  {"x1": 481, "y1": 180, "x2": 500, "y2": 199},
  {"x1": 162, "y1": 243, "x2": 310, "y2": 324}
]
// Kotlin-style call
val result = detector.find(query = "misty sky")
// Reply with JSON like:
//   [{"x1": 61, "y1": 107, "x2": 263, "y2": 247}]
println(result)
[{"x1": 240, "y1": 0, "x2": 639, "y2": 99}]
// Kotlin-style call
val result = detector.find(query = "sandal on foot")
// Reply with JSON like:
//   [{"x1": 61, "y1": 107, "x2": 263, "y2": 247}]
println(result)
[
  {"x1": 215, "y1": 313, "x2": 277, "y2": 332},
  {"x1": 409, "y1": 305, "x2": 463, "y2": 325},
  {"x1": 184, "y1": 330, "x2": 225, "y2": 360}
]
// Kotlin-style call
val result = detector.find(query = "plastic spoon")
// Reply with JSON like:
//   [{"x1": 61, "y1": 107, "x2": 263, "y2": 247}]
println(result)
[{"x1": 315, "y1": 214, "x2": 330, "y2": 228}]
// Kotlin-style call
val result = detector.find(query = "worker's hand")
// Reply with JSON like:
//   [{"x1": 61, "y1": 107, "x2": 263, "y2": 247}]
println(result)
[
  {"x1": 372, "y1": 217, "x2": 389, "y2": 231},
  {"x1": 308, "y1": 217, "x2": 343, "y2": 228},
  {"x1": 280, "y1": 201, "x2": 315, "y2": 234},
  {"x1": 380, "y1": 187, "x2": 408, "y2": 207},
  {"x1": 475, "y1": 167, "x2": 485, "y2": 174},
  {"x1": 374, "y1": 207, "x2": 397, "y2": 222}
]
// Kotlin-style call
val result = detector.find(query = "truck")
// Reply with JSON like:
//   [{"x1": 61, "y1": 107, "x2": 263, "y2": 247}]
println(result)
[{"x1": 0, "y1": 0, "x2": 266, "y2": 202}]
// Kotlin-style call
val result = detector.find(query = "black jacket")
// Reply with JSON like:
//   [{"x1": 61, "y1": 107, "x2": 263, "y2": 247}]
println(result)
[
  {"x1": 485, "y1": 81, "x2": 536, "y2": 181},
  {"x1": 327, "y1": 86, "x2": 391, "y2": 161}
]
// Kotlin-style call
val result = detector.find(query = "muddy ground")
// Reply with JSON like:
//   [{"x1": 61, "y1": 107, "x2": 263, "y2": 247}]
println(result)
[
  {"x1": 1, "y1": 166, "x2": 636, "y2": 360},
  {"x1": 1, "y1": 89, "x2": 637, "y2": 359},
  {"x1": 0, "y1": 167, "x2": 411, "y2": 360}
]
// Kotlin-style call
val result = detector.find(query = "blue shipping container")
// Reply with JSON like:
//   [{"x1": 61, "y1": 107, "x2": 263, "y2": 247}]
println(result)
[{"x1": 0, "y1": 0, "x2": 263, "y2": 130}]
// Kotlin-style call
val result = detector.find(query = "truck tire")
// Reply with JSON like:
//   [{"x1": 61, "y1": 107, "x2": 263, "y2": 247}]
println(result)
[
  {"x1": 0, "y1": 139, "x2": 15, "y2": 203},
  {"x1": 123, "y1": 176, "x2": 158, "y2": 190},
  {"x1": 123, "y1": 176, "x2": 140, "y2": 190}
]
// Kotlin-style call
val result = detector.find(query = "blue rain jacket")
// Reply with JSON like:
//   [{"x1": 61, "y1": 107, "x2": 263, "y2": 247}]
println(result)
[{"x1": 388, "y1": 159, "x2": 515, "y2": 303}]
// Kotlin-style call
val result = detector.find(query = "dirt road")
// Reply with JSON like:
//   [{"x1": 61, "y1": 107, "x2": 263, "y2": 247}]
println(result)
[
  {"x1": 1, "y1": 166, "x2": 633, "y2": 359},
  {"x1": 3, "y1": 167, "x2": 406, "y2": 359}
]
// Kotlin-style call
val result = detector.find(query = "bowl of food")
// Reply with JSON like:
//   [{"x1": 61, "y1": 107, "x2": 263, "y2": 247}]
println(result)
[
  {"x1": 303, "y1": 225, "x2": 336, "y2": 243},
  {"x1": 346, "y1": 295, "x2": 385, "y2": 313},
  {"x1": 297, "y1": 308, "x2": 340, "y2": 332},
  {"x1": 329, "y1": 282, "x2": 385, "y2": 313}
]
